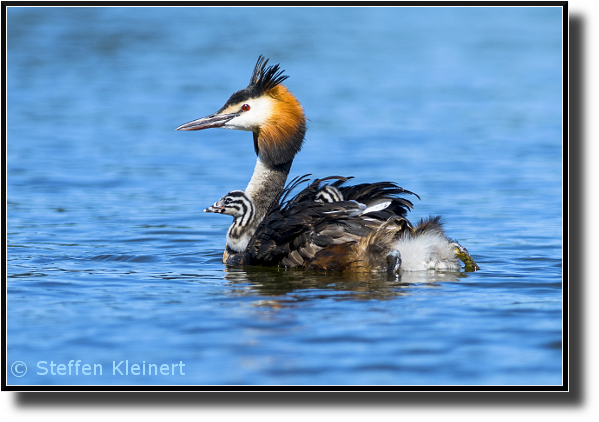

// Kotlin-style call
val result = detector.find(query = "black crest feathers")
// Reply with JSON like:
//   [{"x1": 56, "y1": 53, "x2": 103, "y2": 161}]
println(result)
[
  {"x1": 217, "y1": 55, "x2": 291, "y2": 115},
  {"x1": 249, "y1": 55, "x2": 289, "y2": 94}
]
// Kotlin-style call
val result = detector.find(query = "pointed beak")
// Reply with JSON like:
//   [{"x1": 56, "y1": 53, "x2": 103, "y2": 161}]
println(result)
[
  {"x1": 176, "y1": 112, "x2": 239, "y2": 131},
  {"x1": 204, "y1": 203, "x2": 225, "y2": 213}
]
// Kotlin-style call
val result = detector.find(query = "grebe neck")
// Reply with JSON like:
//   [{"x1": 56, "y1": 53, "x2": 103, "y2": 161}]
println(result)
[{"x1": 245, "y1": 154, "x2": 293, "y2": 223}]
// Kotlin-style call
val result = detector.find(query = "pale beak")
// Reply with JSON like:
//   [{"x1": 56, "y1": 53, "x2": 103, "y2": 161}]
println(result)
[
  {"x1": 204, "y1": 203, "x2": 225, "y2": 213},
  {"x1": 176, "y1": 112, "x2": 239, "y2": 131}
]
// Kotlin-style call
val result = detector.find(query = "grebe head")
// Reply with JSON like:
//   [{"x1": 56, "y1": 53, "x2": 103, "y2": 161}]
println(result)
[
  {"x1": 204, "y1": 190, "x2": 258, "y2": 254},
  {"x1": 204, "y1": 190, "x2": 252, "y2": 218},
  {"x1": 177, "y1": 55, "x2": 306, "y2": 166}
]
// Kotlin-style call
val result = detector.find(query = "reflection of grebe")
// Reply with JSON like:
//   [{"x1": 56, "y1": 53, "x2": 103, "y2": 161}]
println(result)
[{"x1": 180, "y1": 56, "x2": 478, "y2": 272}]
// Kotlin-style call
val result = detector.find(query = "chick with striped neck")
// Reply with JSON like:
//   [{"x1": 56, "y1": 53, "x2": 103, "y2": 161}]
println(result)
[{"x1": 204, "y1": 190, "x2": 258, "y2": 255}]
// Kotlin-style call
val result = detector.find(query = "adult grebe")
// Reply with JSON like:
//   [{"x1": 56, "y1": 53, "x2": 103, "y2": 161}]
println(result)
[{"x1": 178, "y1": 56, "x2": 479, "y2": 272}]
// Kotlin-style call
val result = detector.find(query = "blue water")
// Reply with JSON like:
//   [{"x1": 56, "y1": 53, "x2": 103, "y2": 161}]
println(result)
[{"x1": 6, "y1": 6, "x2": 563, "y2": 386}]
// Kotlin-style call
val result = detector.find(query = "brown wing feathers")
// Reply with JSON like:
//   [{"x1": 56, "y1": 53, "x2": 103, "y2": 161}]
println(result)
[{"x1": 232, "y1": 175, "x2": 417, "y2": 270}]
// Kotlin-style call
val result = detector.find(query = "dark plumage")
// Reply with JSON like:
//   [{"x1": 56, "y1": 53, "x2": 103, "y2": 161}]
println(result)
[{"x1": 224, "y1": 175, "x2": 416, "y2": 272}]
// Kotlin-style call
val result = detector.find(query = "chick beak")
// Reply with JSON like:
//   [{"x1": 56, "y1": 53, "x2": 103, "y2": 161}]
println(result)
[{"x1": 204, "y1": 203, "x2": 225, "y2": 213}]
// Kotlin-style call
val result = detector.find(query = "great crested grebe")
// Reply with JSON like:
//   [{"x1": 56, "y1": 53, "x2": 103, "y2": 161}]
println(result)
[{"x1": 178, "y1": 56, "x2": 479, "y2": 272}]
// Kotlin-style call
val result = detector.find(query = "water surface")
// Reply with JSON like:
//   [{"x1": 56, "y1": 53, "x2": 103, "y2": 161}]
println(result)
[{"x1": 6, "y1": 6, "x2": 563, "y2": 386}]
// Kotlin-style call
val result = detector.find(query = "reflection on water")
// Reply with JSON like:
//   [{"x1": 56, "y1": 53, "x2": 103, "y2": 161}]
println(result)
[{"x1": 223, "y1": 265, "x2": 466, "y2": 299}]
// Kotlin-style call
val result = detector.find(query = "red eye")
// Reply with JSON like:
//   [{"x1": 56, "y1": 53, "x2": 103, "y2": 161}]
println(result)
[{"x1": 241, "y1": 104, "x2": 250, "y2": 112}]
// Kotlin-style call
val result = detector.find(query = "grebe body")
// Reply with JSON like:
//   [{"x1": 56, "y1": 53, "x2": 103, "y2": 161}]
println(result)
[{"x1": 205, "y1": 176, "x2": 477, "y2": 272}]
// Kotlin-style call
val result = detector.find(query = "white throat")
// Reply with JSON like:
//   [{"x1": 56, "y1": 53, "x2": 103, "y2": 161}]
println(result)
[{"x1": 246, "y1": 157, "x2": 272, "y2": 196}]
